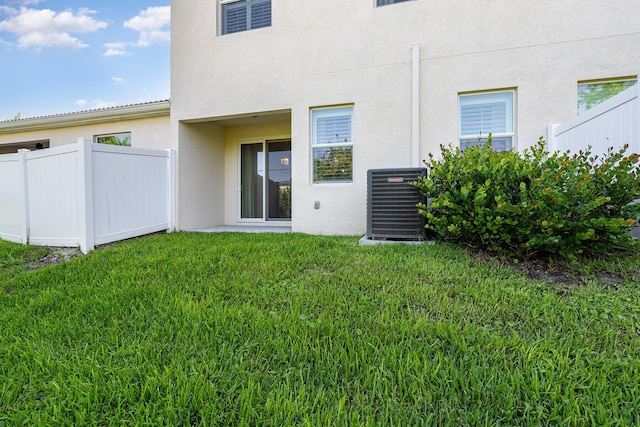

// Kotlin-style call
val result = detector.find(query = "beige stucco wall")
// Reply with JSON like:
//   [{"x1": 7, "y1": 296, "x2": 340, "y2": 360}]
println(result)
[
  {"x1": 0, "y1": 115, "x2": 170, "y2": 151},
  {"x1": 176, "y1": 121, "x2": 226, "y2": 229},
  {"x1": 171, "y1": 0, "x2": 640, "y2": 234}
]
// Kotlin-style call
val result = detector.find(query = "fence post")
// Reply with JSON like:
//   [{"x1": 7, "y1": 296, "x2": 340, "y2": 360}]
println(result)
[
  {"x1": 629, "y1": 86, "x2": 639, "y2": 239},
  {"x1": 547, "y1": 124, "x2": 559, "y2": 152},
  {"x1": 17, "y1": 149, "x2": 30, "y2": 245},
  {"x1": 635, "y1": 85, "x2": 639, "y2": 155},
  {"x1": 167, "y1": 149, "x2": 175, "y2": 232},
  {"x1": 77, "y1": 138, "x2": 95, "y2": 253}
]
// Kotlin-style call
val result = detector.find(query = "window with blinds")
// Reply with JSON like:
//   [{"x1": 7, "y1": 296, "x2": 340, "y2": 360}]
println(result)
[
  {"x1": 377, "y1": 0, "x2": 413, "y2": 6},
  {"x1": 459, "y1": 91, "x2": 514, "y2": 152},
  {"x1": 311, "y1": 106, "x2": 354, "y2": 183},
  {"x1": 221, "y1": 0, "x2": 271, "y2": 35}
]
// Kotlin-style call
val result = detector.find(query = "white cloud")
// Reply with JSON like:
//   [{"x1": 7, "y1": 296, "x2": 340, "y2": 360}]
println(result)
[
  {"x1": 102, "y1": 6, "x2": 170, "y2": 57},
  {"x1": 9, "y1": 1, "x2": 42, "y2": 4},
  {"x1": 0, "y1": 6, "x2": 107, "y2": 51},
  {"x1": 3, "y1": 1, "x2": 43, "y2": 6},
  {"x1": 136, "y1": 29, "x2": 170, "y2": 47},
  {"x1": 103, "y1": 42, "x2": 128, "y2": 57},
  {"x1": 112, "y1": 77, "x2": 125, "y2": 86},
  {"x1": 74, "y1": 99, "x2": 117, "y2": 110},
  {"x1": 86, "y1": 100, "x2": 118, "y2": 110},
  {"x1": 19, "y1": 31, "x2": 87, "y2": 50},
  {"x1": 124, "y1": 6, "x2": 170, "y2": 47}
]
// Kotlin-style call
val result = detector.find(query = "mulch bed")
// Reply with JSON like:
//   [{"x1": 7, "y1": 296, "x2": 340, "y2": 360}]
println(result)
[{"x1": 470, "y1": 250, "x2": 631, "y2": 289}]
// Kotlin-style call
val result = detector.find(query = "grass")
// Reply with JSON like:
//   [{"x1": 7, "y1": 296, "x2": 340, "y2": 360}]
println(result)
[
  {"x1": 0, "y1": 240, "x2": 52, "y2": 282},
  {"x1": 1, "y1": 232, "x2": 639, "y2": 425}
]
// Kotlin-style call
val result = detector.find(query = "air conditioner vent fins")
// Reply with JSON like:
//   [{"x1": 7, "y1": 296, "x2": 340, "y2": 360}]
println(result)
[{"x1": 366, "y1": 168, "x2": 427, "y2": 241}]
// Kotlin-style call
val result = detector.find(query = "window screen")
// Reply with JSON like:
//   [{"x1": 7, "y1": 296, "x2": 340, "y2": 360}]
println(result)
[
  {"x1": 311, "y1": 106, "x2": 354, "y2": 183},
  {"x1": 459, "y1": 91, "x2": 514, "y2": 152}
]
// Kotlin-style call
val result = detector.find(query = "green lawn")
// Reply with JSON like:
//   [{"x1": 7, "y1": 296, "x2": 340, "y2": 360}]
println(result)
[{"x1": 1, "y1": 233, "x2": 639, "y2": 426}]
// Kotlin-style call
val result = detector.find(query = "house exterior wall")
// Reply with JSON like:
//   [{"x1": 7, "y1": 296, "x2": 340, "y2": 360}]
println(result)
[
  {"x1": 176, "y1": 121, "x2": 226, "y2": 229},
  {"x1": 171, "y1": 0, "x2": 640, "y2": 235},
  {"x1": 0, "y1": 104, "x2": 170, "y2": 153}
]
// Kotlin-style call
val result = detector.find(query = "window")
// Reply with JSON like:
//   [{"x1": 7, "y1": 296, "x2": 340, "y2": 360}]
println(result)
[
  {"x1": 95, "y1": 132, "x2": 131, "y2": 146},
  {"x1": 459, "y1": 90, "x2": 514, "y2": 152},
  {"x1": 577, "y1": 77, "x2": 637, "y2": 115},
  {"x1": 0, "y1": 140, "x2": 49, "y2": 155},
  {"x1": 221, "y1": 0, "x2": 271, "y2": 35},
  {"x1": 311, "y1": 106, "x2": 354, "y2": 183},
  {"x1": 377, "y1": 0, "x2": 412, "y2": 6}
]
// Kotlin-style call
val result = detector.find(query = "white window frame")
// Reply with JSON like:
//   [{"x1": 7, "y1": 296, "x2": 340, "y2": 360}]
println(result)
[
  {"x1": 458, "y1": 90, "x2": 515, "y2": 152},
  {"x1": 577, "y1": 77, "x2": 637, "y2": 115},
  {"x1": 94, "y1": 132, "x2": 132, "y2": 146},
  {"x1": 311, "y1": 106, "x2": 354, "y2": 184},
  {"x1": 236, "y1": 136, "x2": 292, "y2": 223},
  {"x1": 220, "y1": 0, "x2": 271, "y2": 35}
]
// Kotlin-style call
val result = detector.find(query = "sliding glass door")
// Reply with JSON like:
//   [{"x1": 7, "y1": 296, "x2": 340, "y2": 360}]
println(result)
[
  {"x1": 240, "y1": 143, "x2": 264, "y2": 219},
  {"x1": 240, "y1": 139, "x2": 291, "y2": 221}
]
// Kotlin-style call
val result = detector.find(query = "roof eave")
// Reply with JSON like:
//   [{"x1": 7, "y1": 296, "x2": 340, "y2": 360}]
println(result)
[{"x1": 0, "y1": 101, "x2": 170, "y2": 134}]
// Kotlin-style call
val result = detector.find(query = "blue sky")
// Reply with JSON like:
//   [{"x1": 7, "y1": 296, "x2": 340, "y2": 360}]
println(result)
[{"x1": 0, "y1": 0, "x2": 170, "y2": 120}]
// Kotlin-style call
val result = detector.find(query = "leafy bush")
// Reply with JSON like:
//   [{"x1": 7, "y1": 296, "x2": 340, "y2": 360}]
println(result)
[{"x1": 413, "y1": 137, "x2": 640, "y2": 260}]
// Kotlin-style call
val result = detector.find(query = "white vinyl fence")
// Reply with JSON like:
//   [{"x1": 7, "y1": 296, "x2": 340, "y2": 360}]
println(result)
[
  {"x1": 549, "y1": 85, "x2": 638, "y2": 156},
  {"x1": 549, "y1": 85, "x2": 639, "y2": 239},
  {"x1": 0, "y1": 138, "x2": 174, "y2": 253}
]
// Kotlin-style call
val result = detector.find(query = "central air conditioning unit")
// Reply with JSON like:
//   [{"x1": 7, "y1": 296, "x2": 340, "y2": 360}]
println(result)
[{"x1": 366, "y1": 167, "x2": 427, "y2": 241}]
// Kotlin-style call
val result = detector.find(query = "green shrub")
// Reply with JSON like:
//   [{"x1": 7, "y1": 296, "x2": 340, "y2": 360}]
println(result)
[{"x1": 413, "y1": 137, "x2": 640, "y2": 260}]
